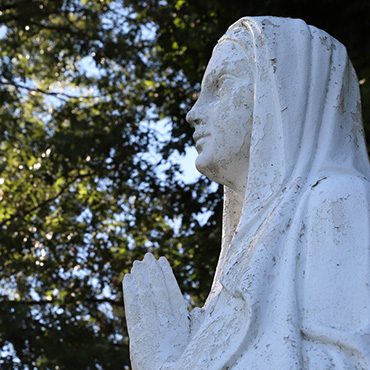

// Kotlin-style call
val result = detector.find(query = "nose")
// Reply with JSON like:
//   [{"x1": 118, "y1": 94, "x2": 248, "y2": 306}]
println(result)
[{"x1": 186, "y1": 104, "x2": 203, "y2": 128}]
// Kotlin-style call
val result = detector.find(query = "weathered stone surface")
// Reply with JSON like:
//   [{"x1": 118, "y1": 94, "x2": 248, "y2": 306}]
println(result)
[{"x1": 123, "y1": 16, "x2": 370, "y2": 369}]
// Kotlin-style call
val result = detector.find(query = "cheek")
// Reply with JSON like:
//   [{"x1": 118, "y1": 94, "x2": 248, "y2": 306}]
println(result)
[
  {"x1": 196, "y1": 85, "x2": 253, "y2": 164},
  {"x1": 213, "y1": 108, "x2": 252, "y2": 153},
  {"x1": 231, "y1": 89, "x2": 253, "y2": 142}
]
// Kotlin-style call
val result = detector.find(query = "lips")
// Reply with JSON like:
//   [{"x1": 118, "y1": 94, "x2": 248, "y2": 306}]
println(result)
[{"x1": 193, "y1": 132, "x2": 209, "y2": 142}]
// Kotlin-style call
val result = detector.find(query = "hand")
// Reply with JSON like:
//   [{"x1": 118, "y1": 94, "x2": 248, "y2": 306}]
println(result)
[{"x1": 123, "y1": 253, "x2": 190, "y2": 370}]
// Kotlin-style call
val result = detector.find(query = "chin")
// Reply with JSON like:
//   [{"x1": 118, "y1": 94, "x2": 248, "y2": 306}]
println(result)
[
  {"x1": 195, "y1": 155, "x2": 207, "y2": 174},
  {"x1": 195, "y1": 154, "x2": 222, "y2": 183}
]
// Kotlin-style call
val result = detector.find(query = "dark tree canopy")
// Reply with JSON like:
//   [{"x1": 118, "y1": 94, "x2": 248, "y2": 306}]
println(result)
[{"x1": 0, "y1": 0, "x2": 369, "y2": 368}]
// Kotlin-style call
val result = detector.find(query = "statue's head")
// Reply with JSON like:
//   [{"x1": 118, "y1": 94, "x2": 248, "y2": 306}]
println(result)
[
  {"x1": 187, "y1": 17, "x2": 368, "y2": 211},
  {"x1": 186, "y1": 29, "x2": 254, "y2": 195}
]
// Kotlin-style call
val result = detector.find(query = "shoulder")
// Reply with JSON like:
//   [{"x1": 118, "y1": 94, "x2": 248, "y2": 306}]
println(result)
[
  {"x1": 307, "y1": 173, "x2": 370, "y2": 207},
  {"x1": 300, "y1": 174, "x2": 370, "y2": 328},
  {"x1": 305, "y1": 173, "x2": 370, "y2": 237}
]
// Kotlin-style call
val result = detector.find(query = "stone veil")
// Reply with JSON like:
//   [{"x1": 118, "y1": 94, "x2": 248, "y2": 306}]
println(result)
[{"x1": 124, "y1": 16, "x2": 370, "y2": 370}]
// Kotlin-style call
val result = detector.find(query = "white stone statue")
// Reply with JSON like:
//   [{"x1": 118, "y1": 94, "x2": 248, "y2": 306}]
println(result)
[{"x1": 123, "y1": 16, "x2": 370, "y2": 369}]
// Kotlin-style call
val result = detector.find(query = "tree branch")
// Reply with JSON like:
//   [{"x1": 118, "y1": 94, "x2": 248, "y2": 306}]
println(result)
[
  {"x1": 0, "y1": 172, "x2": 94, "y2": 228},
  {"x1": 0, "y1": 80, "x2": 99, "y2": 101}
]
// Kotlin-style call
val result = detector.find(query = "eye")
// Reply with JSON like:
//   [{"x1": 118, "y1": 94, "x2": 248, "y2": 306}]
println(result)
[
  {"x1": 201, "y1": 73, "x2": 234, "y2": 97},
  {"x1": 214, "y1": 75, "x2": 233, "y2": 95}
]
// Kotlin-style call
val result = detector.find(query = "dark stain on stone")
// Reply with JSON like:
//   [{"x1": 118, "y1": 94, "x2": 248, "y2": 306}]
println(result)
[{"x1": 311, "y1": 176, "x2": 328, "y2": 189}]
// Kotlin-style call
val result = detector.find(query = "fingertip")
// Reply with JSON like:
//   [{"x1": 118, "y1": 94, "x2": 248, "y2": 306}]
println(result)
[
  {"x1": 143, "y1": 252, "x2": 155, "y2": 262},
  {"x1": 132, "y1": 260, "x2": 142, "y2": 271},
  {"x1": 158, "y1": 255, "x2": 169, "y2": 266}
]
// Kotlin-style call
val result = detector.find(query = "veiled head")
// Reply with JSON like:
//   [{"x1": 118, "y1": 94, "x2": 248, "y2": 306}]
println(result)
[{"x1": 188, "y1": 17, "x2": 368, "y2": 214}]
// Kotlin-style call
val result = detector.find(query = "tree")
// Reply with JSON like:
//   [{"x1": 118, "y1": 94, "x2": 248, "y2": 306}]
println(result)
[{"x1": 0, "y1": 0, "x2": 369, "y2": 368}]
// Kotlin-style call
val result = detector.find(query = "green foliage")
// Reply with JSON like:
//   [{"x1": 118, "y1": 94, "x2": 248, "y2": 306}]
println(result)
[{"x1": 0, "y1": 0, "x2": 369, "y2": 368}]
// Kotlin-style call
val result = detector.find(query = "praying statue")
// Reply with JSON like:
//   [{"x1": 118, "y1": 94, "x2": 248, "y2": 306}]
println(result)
[{"x1": 123, "y1": 16, "x2": 370, "y2": 369}]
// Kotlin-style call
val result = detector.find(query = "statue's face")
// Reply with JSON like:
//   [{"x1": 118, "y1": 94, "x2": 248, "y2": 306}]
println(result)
[{"x1": 186, "y1": 39, "x2": 254, "y2": 193}]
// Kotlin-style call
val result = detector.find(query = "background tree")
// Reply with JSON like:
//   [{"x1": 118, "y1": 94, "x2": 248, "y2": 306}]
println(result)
[{"x1": 0, "y1": 0, "x2": 369, "y2": 368}]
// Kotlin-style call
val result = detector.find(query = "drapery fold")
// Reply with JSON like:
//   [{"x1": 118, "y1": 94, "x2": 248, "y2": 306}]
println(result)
[{"x1": 175, "y1": 16, "x2": 370, "y2": 369}]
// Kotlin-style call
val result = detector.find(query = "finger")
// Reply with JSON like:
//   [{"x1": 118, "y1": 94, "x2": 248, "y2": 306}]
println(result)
[
  {"x1": 131, "y1": 259, "x2": 143, "y2": 274},
  {"x1": 123, "y1": 272, "x2": 161, "y2": 368},
  {"x1": 143, "y1": 251, "x2": 156, "y2": 263},
  {"x1": 125, "y1": 264, "x2": 160, "y2": 338},
  {"x1": 158, "y1": 257, "x2": 189, "y2": 320},
  {"x1": 158, "y1": 256, "x2": 185, "y2": 305},
  {"x1": 131, "y1": 260, "x2": 163, "y2": 318},
  {"x1": 141, "y1": 253, "x2": 172, "y2": 318},
  {"x1": 131, "y1": 259, "x2": 156, "y2": 307},
  {"x1": 125, "y1": 263, "x2": 157, "y2": 323},
  {"x1": 157, "y1": 257, "x2": 190, "y2": 348},
  {"x1": 122, "y1": 273, "x2": 142, "y2": 334}
]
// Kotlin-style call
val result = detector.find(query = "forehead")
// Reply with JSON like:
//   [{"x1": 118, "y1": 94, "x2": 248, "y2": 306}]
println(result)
[{"x1": 204, "y1": 40, "x2": 251, "y2": 77}]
